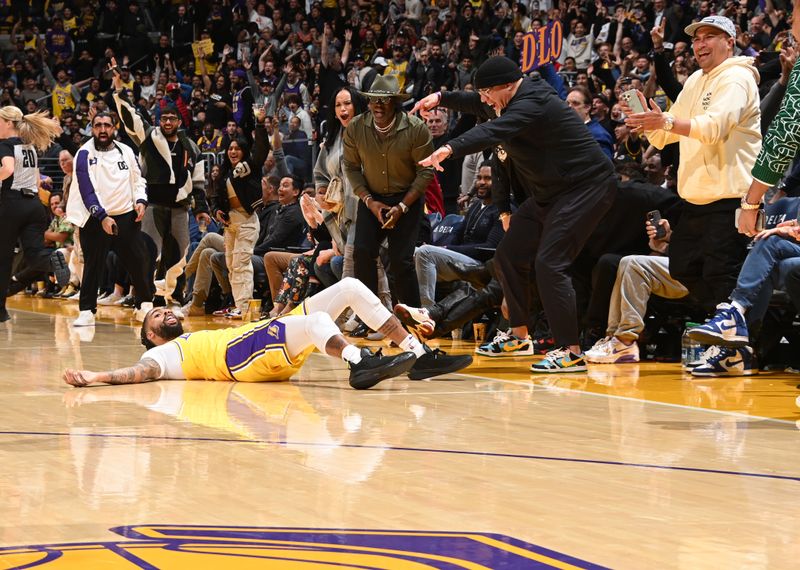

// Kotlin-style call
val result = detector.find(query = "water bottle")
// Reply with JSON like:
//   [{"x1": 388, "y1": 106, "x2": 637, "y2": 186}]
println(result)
[{"x1": 681, "y1": 322, "x2": 703, "y2": 369}]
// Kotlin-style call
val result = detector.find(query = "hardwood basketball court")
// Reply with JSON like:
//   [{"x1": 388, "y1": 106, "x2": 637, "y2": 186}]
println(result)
[{"x1": 1, "y1": 296, "x2": 798, "y2": 569}]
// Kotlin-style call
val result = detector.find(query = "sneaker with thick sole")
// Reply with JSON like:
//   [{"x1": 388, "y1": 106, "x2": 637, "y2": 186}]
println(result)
[
  {"x1": 408, "y1": 345, "x2": 473, "y2": 380},
  {"x1": 181, "y1": 302, "x2": 205, "y2": 317},
  {"x1": 348, "y1": 348, "x2": 417, "y2": 390},
  {"x1": 225, "y1": 308, "x2": 243, "y2": 320},
  {"x1": 691, "y1": 345, "x2": 758, "y2": 377},
  {"x1": 49, "y1": 250, "x2": 70, "y2": 288},
  {"x1": 585, "y1": 336, "x2": 639, "y2": 363},
  {"x1": 98, "y1": 292, "x2": 124, "y2": 306},
  {"x1": 530, "y1": 348, "x2": 587, "y2": 373},
  {"x1": 133, "y1": 302, "x2": 154, "y2": 323},
  {"x1": 687, "y1": 303, "x2": 749, "y2": 347},
  {"x1": 682, "y1": 345, "x2": 718, "y2": 371},
  {"x1": 72, "y1": 310, "x2": 96, "y2": 327},
  {"x1": 57, "y1": 283, "x2": 78, "y2": 298},
  {"x1": 213, "y1": 306, "x2": 234, "y2": 317},
  {"x1": 393, "y1": 303, "x2": 435, "y2": 338},
  {"x1": 475, "y1": 330, "x2": 534, "y2": 357}
]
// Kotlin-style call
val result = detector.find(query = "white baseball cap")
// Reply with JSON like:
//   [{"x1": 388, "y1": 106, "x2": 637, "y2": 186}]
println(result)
[{"x1": 685, "y1": 16, "x2": 736, "y2": 38}]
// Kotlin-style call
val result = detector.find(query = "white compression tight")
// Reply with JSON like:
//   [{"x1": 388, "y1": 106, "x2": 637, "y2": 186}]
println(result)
[{"x1": 281, "y1": 277, "x2": 392, "y2": 359}]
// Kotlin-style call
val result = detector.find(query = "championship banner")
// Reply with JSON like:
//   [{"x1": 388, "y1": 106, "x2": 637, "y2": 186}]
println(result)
[{"x1": 521, "y1": 21, "x2": 563, "y2": 72}]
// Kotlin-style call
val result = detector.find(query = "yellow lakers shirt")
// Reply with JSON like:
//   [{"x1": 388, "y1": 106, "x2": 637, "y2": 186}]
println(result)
[{"x1": 143, "y1": 305, "x2": 315, "y2": 382}]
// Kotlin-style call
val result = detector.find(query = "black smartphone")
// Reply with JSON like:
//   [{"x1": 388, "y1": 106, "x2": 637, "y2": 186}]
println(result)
[
  {"x1": 111, "y1": 223, "x2": 118, "y2": 236},
  {"x1": 647, "y1": 210, "x2": 667, "y2": 239}
]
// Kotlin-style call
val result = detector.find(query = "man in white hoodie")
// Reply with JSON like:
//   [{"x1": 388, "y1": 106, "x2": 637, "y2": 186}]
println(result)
[
  {"x1": 623, "y1": 15, "x2": 761, "y2": 316},
  {"x1": 65, "y1": 112, "x2": 155, "y2": 327}
]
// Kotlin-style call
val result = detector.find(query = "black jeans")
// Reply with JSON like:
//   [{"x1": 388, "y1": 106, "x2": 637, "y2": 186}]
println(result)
[
  {"x1": 494, "y1": 174, "x2": 617, "y2": 347},
  {"x1": 79, "y1": 211, "x2": 155, "y2": 312},
  {"x1": 353, "y1": 193, "x2": 423, "y2": 306},
  {"x1": 0, "y1": 191, "x2": 52, "y2": 311},
  {"x1": 668, "y1": 199, "x2": 748, "y2": 313}
]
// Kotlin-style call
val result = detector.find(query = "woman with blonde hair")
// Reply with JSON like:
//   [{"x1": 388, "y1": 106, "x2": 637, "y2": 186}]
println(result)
[{"x1": 0, "y1": 106, "x2": 65, "y2": 322}]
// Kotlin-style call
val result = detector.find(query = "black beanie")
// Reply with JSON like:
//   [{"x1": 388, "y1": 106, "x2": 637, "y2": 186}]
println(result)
[{"x1": 474, "y1": 56, "x2": 523, "y2": 89}]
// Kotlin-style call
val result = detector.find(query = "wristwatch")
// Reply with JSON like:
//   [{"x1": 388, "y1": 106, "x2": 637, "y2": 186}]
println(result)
[
  {"x1": 662, "y1": 113, "x2": 675, "y2": 131},
  {"x1": 740, "y1": 196, "x2": 761, "y2": 210},
  {"x1": 398, "y1": 202, "x2": 409, "y2": 214}
]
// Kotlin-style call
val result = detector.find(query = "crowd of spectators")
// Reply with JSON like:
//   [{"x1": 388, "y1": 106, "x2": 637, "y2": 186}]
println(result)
[{"x1": 2, "y1": 0, "x2": 800, "y2": 374}]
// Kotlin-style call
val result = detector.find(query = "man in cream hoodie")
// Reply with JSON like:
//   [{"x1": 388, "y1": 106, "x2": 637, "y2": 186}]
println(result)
[{"x1": 623, "y1": 15, "x2": 761, "y2": 317}]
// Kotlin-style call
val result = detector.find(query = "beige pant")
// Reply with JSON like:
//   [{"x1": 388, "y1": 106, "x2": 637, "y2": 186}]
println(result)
[
  {"x1": 224, "y1": 209, "x2": 260, "y2": 311},
  {"x1": 264, "y1": 251, "x2": 299, "y2": 302},
  {"x1": 186, "y1": 232, "x2": 225, "y2": 304},
  {"x1": 69, "y1": 228, "x2": 83, "y2": 286}
]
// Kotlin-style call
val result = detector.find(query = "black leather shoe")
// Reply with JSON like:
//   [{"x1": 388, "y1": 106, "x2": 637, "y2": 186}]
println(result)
[
  {"x1": 0, "y1": 309, "x2": 9, "y2": 323},
  {"x1": 348, "y1": 348, "x2": 417, "y2": 390},
  {"x1": 409, "y1": 345, "x2": 473, "y2": 380}
]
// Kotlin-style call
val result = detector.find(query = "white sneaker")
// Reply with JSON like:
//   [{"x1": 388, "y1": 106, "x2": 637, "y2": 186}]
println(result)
[
  {"x1": 393, "y1": 303, "x2": 435, "y2": 338},
  {"x1": 154, "y1": 279, "x2": 167, "y2": 297},
  {"x1": 342, "y1": 315, "x2": 360, "y2": 333},
  {"x1": 225, "y1": 308, "x2": 243, "y2": 320},
  {"x1": 98, "y1": 292, "x2": 123, "y2": 305},
  {"x1": 67, "y1": 290, "x2": 81, "y2": 301},
  {"x1": 114, "y1": 294, "x2": 133, "y2": 306},
  {"x1": 585, "y1": 336, "x2": 639, "y2": 363},
  {"x1": 585, "y1": 336, "x2": 613, "y2": 360},
  {"x1": 72, "y1": 310, "x2": 96, "y2": 327},
  {"x1": 168, "y1": 304, "x2": 185, "y2": 320},
  {"x1": 134, "y1": 302, "x2": 154, "y2": 322}
]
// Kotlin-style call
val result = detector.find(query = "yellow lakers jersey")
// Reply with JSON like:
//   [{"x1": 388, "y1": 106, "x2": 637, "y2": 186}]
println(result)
[
  {"x1": 52, "y1": 84, "x2": 76, "y2": 118},
  {"x1": 172, "y1": 304, "x2": 315, "y2": 382}
]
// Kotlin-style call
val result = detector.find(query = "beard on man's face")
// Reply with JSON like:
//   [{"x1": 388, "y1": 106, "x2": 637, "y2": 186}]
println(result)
[{"x1": 155, "y1": 319, "x2": 184, "y2": 341}]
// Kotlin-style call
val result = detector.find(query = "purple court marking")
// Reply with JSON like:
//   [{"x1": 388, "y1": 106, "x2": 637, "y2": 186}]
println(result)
[
  {"x1": 1, "y1": 430, "x2": 798, "y2": 483},
  {"x1": 0, "y1": 526, "x2": 610, "y2": 569}
]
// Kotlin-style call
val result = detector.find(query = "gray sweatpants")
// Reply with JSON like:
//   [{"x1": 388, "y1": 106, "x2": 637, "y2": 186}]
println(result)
[
  {"x1": 607, "y1": 255, "x2": 689, "y2": 341},
  {"x1": 141, "y1": 204, "x2": 190, "y2": 299}
]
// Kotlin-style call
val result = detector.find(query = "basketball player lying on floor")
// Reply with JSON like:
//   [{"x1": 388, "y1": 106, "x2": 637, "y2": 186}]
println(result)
[{"x1": 63, "y1": 278, "x2": 473, "y2": 390}]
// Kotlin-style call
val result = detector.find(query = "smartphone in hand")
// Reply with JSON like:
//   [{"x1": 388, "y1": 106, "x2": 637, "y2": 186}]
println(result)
[
  {"x1": 646, "y1": 210, "x2": 667, "y2": 239},
  {"x1": 621, "y1": 89, "x2": 647, "y2": 114}
]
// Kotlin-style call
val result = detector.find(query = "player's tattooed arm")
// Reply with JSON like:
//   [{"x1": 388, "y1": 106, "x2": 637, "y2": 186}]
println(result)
[{"x1": 63, "y1": 358, "x2": 162, "y2": 387}]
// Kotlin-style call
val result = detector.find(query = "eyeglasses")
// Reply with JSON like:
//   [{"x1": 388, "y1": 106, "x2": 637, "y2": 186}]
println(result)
[
  {"x1": 368, "y1": 96, "x2": 391, "y2": 105},
  {"x1": 160, "y1": 116, "x2": 180, "y2": 123}
]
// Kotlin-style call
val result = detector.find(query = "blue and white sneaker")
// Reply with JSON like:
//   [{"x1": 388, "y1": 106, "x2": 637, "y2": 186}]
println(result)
[
  {"x1": 687, "y1": 303, "x2": 749, "y2": 347},
  {"x1": 530, "y1": 347, "x2": 587, "y2": 373},
  {"x1": 691, "y1": 345, "x2": 758, "y2": 377}
]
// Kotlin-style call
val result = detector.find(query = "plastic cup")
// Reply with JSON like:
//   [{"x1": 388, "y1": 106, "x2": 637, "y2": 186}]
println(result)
[
  {"x1": 247, "y1": 299, "x2": 262, "y2": 322},
  {"x1": 473, "y1": 322, "x2": 486, "y2": 343}
]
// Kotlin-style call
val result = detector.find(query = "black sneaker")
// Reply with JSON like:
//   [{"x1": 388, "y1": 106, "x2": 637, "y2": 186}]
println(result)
[
  {"x1": 409, "y1": 345, "x2": 473, "y2": 380},
  {"x1": 49, "y1": 250, "x2": 70, "y2": 288},
  {"x1": 348, "y1": 348, "x2": 417, "y2": 390}
]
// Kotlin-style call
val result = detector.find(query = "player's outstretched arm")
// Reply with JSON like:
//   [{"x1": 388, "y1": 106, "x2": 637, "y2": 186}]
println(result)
[{"x1": 64, "y1": 358, "x2": 162, "y2": 387}]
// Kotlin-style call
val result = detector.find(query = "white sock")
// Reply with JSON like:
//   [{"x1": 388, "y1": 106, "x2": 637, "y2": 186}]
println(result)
[
  {"x1": 731, "y1": 300, "x2": 747, "y2": 316},
  {"x1": 341, "y1": 344, "x2": 362, "y2": 364},
  {"x1": 399, "y1": 334, "x2": 426, "y2": 357}
]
